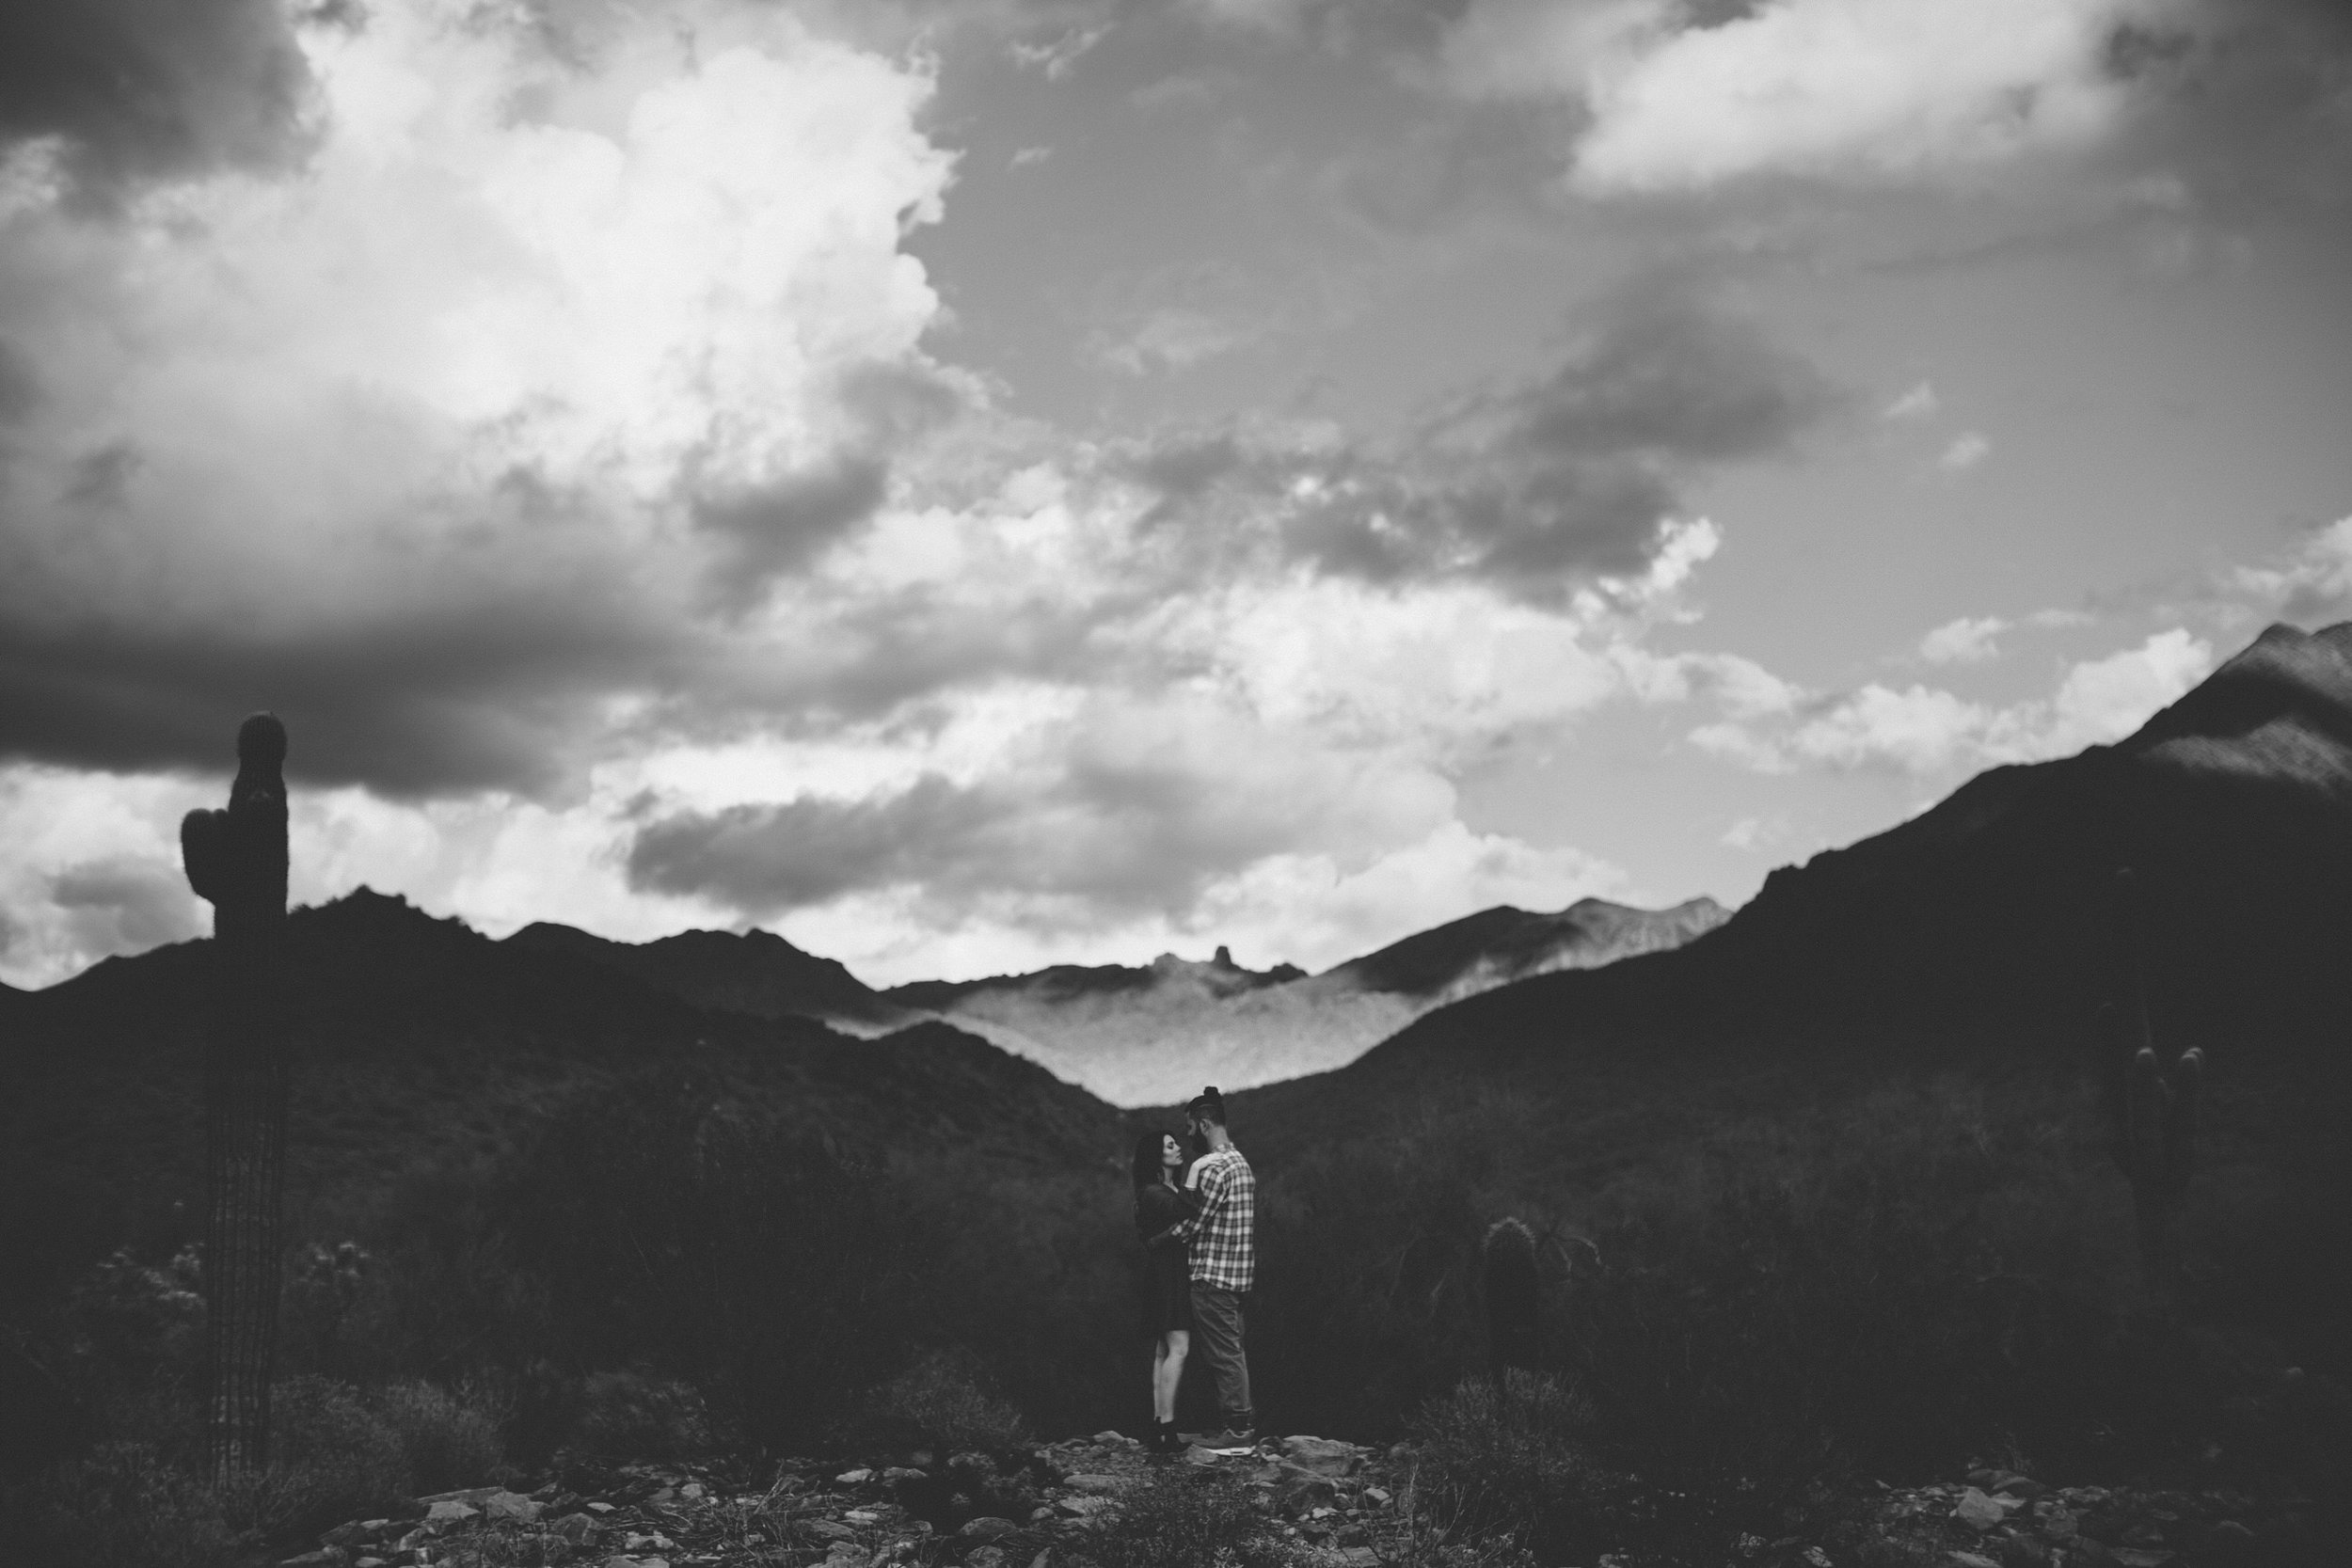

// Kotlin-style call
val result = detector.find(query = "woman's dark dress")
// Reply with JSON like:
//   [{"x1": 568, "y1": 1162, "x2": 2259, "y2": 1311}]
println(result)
[{"x1": 1136, "y1": 1182, "x2": 1203, "y2": 1337}]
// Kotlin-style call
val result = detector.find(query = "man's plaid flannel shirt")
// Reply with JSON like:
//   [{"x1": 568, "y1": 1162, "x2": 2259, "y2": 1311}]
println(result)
[{"x1": 1168, "y1": 1146, "x2": 1255, "y2": 1292}]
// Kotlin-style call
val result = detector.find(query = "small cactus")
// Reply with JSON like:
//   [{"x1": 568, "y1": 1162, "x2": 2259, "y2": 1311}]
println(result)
[
  {"x1": 1481, "y1": 1217, "x2": 1541, "y2": 1415},
  {"x1": 2113, "y1": 1041, "x2": 2204, "y2": 1298},
  {"x1": 2104, "y1": 866, "x2": 2203, "y2": 1302}
]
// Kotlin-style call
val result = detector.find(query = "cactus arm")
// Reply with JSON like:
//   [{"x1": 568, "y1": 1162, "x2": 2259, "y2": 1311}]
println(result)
[
  {"x1": 2162, "y1": 1047, "x2": 2203, "y2": 1205},
  {"x1": 181, "y1": 809, "x2": 230, "y2": 905}
]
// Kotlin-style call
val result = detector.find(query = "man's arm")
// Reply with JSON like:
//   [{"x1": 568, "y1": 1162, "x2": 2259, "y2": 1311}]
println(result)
[
  {"x1": 1166, "y1": 1158, "x2": 1227, "y2": 1243},
  {"x1": 1144, "y1": 1187, "x2": 1204, "y2": 1249}
]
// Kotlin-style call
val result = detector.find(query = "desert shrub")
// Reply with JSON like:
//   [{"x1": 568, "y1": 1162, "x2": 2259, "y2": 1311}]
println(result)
[
  {"x1": 838, "y1": 1346, "x2": 1034, "y2": 1457},
  {"x1": 14, "y1": 1441, "x2": 246, "y2": 1568},
  {"x1": 1406, "y1": 1370, "x2": 1625, "y2": 1562},
  {"x1": 501, "y1": 1076, "x2": 940, "y2": 1449},
  {"x1": 1076, "y1": 1466, "x2": 1307, "y2": 1568},
  {"x1": 249, "y1": 1373, "x2": 413, "y2": 1535},
  {"x1": 573, "y1": 1370, "x2": 715, "y2": 1461},
  {"x1": 374, "y1": 1378, "x2": 505, "y2": 1494}
]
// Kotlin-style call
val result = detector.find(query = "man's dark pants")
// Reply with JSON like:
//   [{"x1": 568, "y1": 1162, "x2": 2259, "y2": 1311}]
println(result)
[{"x1": 1188, "y1": 1281, "x2": 1253, "y2": 1432}]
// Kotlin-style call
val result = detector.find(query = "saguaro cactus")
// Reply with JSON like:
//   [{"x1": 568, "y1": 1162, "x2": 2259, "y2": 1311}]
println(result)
[
  {"x1": 2105, "y1": 866, "x2": 2203, "y2": 1302},
  {"x1": 1481, "y1": 1217, "x2": 1541, "y2": 1416},
  {"x1": 180, "y1": 713, "x2": 292, "y2": 1481},
  {"x1": 2114, "y1": 1040, "x2": 2204, "y2": 1300}
]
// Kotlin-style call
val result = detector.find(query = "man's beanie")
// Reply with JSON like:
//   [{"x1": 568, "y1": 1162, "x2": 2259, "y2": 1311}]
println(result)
[{"x1": 1186, "y1": 1085, "x2": 1225, "y2": 1122}]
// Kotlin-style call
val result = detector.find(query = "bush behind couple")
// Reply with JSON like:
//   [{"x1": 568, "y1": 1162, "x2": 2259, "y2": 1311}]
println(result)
[{"x1": 1130, "y1": 1085, "x2": 1256, "y2": 1455}]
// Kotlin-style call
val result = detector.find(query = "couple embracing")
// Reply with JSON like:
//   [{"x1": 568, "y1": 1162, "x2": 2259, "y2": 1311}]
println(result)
[{"x1": 1131, "y1": 1085, "x2": 1256, "y2": 1455}]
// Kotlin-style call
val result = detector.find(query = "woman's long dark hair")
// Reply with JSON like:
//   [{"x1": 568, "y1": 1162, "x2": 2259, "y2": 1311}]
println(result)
[{"x1": 1131, "y1": 1130, "x2": 1174, "y2": 1195}]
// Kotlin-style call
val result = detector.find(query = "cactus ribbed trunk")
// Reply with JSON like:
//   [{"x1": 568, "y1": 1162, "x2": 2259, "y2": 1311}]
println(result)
[
  {"x1": 182, "y1": 714, "x2": 292, "y2": 1482},
  {"x1": 2106, "y1": 867, "x2": 2202, "y2": 1307},
  {"x1": 1482, "y1": 1217, "x2": 1540, "y2": 1422}
]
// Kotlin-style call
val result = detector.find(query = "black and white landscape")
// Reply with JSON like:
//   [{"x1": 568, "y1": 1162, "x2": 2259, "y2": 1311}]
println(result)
[{"x1": 2, "y1": 2, "x2": 2350, "y2": 1565}]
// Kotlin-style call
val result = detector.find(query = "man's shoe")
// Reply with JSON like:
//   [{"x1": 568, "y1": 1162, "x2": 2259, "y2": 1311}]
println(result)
[{"x1": 1192, "y1": 1428, "x2": 1256, "y2": 1450}]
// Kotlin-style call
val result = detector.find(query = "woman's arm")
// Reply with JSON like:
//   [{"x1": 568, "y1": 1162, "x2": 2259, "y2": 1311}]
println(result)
[{"x1": 1166, "y1": 1161, "x2": 1224, "y2": 1244}]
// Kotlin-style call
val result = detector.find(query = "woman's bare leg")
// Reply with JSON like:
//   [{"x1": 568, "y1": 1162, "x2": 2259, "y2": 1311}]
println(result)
[{"x1": 1156, "y1": 1330, "x2": 1191, "y2": 1422}]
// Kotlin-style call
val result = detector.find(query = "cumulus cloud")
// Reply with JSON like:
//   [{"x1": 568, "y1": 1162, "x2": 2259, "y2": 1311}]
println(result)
[
  {"x1": 0, "y1": 0, "x2": 958, "y2": 793},
  {"x1": 1693, "y1": 628, "x2": 2216, "y2": 775},
  {"x1": 48, "y1": 856, "x2": 206, "y2": 961},
  {"x1": 2233, "y1": 515, "x2": 2352, "y2": 625},
  {"x1": 1920, "y1": 615, "x2": 2008, "y2": 664},
  {"x1": 1883, "y1": 380, "x2": 1940, "y2": 420},
  {"x1": 1117, "y1": 284, "x2": 1837, "y2": 598},
  {"x1": 1009, "y1": 24, "x2": 1108, "y2": 78},
  {"x1": 1442, "y1": 0, "x2": 2191, "y2": 190},
  {"x1": 0, "y1": 0, "x2": 318, "y2": 203},
  {"x1": 622, "y1": 571, "x2": 1666, "y2": 931},
  {"x1": 1940, "y1": 432, "x2": 1993, "y2": 470}
]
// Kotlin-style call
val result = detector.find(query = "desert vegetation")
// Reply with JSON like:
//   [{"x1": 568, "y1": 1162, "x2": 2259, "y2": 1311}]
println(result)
[{"x1": 5, "y1": 1014, "x2": 2344, "y2": 1565}]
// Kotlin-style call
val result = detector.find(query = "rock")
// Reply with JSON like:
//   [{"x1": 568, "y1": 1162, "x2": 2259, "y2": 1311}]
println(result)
[
  {"x1": 1064, "y1": 1474, "x2": 1121, "y2": 1495},
  {"x1": 1995, "y1": 1478, "x2": 2047, "y2": 1500},
  {"x1": 484, "y1": 1490, "x2": 544, "y2": 1524},
  {"x1": 801, "y1": 1519, "x2": 859, "y2": 1542},
  {"x1": 1949, "y1": 1554, "x2": 2000, "y2": 1568},
  {"x1": 961, "y1": 1516, "x2": 1020, "y2": 1539},
  {"x1": 966, "y1": 1550, "x2": 1005, "y2": 1568},
  {"x1": 2041, "y1": 1505, "x2": 2079, "y2": 1539},
  {"x1": 278, "y1": 1552, "x2": 346, "y2": 1567},
  {"x1": 322, "y1": 1521, "x2": 371, "y2": 1549},
  {"x1": 425, "y1": 1498, "x2": 482, "y2": 1534},
  {"x1": 1278, "y1": 1475, "x2": 1339, "y2": 1517},
  {"x1": 825, "y1": 1546, "x2": 869, "y2": 1568},
  {"x1": 838, "y1": 1468, "x2": 876, "y2": 1484},
  {"x1": 882, "y1": 1466, "x2": 929, "y2": 1483},
  {"x1": 553, "y1": 1513, "x2": 600, "y2": 1544},
  {"x1": 1362, "y1": 1486, "x2": 1391, "y2": 1506},
  {"x1": 2209, "y1": 1520, "x2": 2255, "y2": 1544},
  {"x1": 419, "y1": 1485, "x2": 503, "y2": 1507},
  {"x1": 587, "y1": 1501, "x2": 618, "y2": 1514},
  {"x1": 1954, "y1": 1489, "x2": 2007, "y2": 1531},
  {"x1": 2111, "y1": 1552, "x2": 2174, "y2": 1568},
  {"x1": 1335, "y1": 1550, "x2": 1380, "y2": 1567},
  {"x1": 1054, "y1": 1497, "x2": 1113, "y2": 1518},
  {"x1": 1184, "y1": 1445, "x2": 1221, "y2": 1465},
  {"x1": 1279, "y1": 1436, "x2": 1359, "y2": 1478}
]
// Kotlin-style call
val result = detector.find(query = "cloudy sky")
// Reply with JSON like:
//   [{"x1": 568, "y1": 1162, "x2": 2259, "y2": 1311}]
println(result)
[{"x1": 4, "y1": 0, "x2": 2349, "y2": 990}]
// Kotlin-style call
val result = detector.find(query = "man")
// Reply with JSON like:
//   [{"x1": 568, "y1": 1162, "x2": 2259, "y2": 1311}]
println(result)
[{"x1": 1165, "y1": 1085, "x2": 1256, "y2": 1449}]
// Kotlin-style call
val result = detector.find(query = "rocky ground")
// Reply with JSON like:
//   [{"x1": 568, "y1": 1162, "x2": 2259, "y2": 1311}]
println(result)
[{"x1": 272, "y1": 1438, "x2": 2324, "y2": 1568}]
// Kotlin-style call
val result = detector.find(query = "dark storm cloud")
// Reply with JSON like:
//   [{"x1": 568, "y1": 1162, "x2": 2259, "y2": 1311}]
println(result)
[
  {"x1": 628, "y1": 775, "x2": 1010, "y2": 912},
  {"x1": 49, "y1": 855, "x2": 205, "y2": 958},
  {"x1": 2143, "y1": 0, "x2": 2352, "y2": 213},
  {"x1": 627, "y1": 749, "x2": 1307, "y2": 920},
  {"x1": 0, "y1": 340, "x2": 39, "y2": 425},
  {"x1": 0, "y1": 0, "x2": 318, "y2": 203},
  {"x1": 0, "y1": 586, "x2": 675, "y2": 798},
  {"x1": 693, "y1": 456, "x2": 890, "y2": 616},
  {"x1": 1120, "y1": 288, "x2": 1838, "y2": 597}
]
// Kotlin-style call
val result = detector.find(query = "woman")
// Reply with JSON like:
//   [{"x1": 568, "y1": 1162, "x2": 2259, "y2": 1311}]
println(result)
[{"x1": 1132, "y1": 1129, "x2": 1204, "y2": 1454}]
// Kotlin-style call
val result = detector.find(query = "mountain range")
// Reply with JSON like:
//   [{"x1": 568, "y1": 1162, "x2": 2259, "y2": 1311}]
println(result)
[
  {"x1": 7, "y1": 621, "x2": 2350, "y2": 1281},
  {"x1": 485, "y1": 889, "x2": 1726, "y2": 1105}
]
